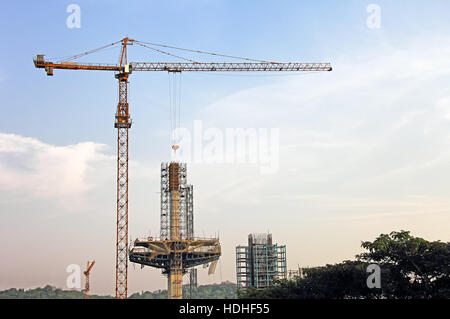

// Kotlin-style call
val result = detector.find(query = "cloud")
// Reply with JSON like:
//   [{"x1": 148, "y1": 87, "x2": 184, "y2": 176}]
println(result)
[
  {"x1": 189, "y1": 36, "x2": 450, "y2": 224},
  {"x1": 0, "y1": 133, "x2": 114, "y2": 200}
]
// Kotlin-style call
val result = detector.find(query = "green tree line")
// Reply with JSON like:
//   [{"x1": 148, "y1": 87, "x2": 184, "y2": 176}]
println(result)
[
  {"x1": 0, "y1": 282, "x2": 237, "y2": 299},
  {"x1": 241, "y1": 231, "x2": 450, "y2": 299}
]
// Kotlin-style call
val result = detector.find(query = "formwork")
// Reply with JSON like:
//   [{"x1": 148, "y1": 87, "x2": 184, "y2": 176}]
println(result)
[{"x1": 236, "y1": 233, "x2": 286, "y2": 291}]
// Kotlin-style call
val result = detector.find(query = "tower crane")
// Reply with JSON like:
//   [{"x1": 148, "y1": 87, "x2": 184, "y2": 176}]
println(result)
[
  {"x1": 84, "y1": 260, "x2": 95, "y2": 299},
  {"x1": 33, "y1": 37, "x2": 332, "y2": 299}
]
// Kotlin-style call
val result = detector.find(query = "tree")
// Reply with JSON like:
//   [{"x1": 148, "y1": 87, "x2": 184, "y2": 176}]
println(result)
[
  {"x1": 242, "y1": 261, "x2": 384, "y2": 299},
  {"x1": 357, "y1": 230, "x2": 450, "y2": 298},
  {"x1": 0, "y1": 282, "x2": 237, "y2": 299},
  {"x1": 241, "y1": 231, "x2": 450, "y2": 299}
]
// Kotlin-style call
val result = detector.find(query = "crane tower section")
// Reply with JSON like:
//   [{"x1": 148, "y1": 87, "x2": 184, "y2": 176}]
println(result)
[{"x1": 160, "y1": 162, "x2": 190, "y2": 240}]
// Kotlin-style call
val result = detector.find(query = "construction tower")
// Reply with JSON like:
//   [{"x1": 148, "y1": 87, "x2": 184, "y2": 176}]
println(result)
[
  {"x1": 129, "y1": 162, "x2": 221, "y2": 299},
  {"x1": 236, "y1": 233, "x2": 286, "y2": 292}
]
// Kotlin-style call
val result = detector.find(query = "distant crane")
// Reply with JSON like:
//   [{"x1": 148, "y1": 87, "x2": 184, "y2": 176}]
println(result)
[
  {"x1": 84, "y1": 260, "x2": 95, "y2": 299},
  {"x1": 34, "y1": 37, "x2": 332, "y2": 298}
]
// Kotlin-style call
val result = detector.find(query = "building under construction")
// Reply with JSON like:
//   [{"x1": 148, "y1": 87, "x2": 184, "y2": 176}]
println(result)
[
  {"x1": 129, "y1": 162, "x2": 221, "y2": 299},
  {"x1": 236, "y1": 233, "x2": 286, "y2": 291}
]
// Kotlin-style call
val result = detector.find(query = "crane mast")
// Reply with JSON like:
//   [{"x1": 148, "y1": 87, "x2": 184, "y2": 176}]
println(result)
[
  {"x1": 84, "y1": 260, "x2": 95, "y2": 299},
  {"x1": 33, "y1": 37, "x2": 332, "y2": 299},
  {"x1": 113, "y1": 38, "x2": 132, "y2": 299}
]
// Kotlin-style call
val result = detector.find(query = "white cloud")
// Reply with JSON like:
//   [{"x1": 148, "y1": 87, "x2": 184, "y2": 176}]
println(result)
[{"x1": 0, "y1": 133, "x2": 114, "y2": 199}]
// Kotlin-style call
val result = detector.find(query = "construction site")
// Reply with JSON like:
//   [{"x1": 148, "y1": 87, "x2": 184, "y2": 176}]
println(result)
[{"x1": 33, "y1": 37, "x2": 332, "y2": 299}]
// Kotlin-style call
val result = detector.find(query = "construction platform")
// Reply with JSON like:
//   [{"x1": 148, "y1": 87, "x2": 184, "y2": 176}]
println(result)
[{"x1": 129, "y1": 237, "x2": 221, "y2": 270}]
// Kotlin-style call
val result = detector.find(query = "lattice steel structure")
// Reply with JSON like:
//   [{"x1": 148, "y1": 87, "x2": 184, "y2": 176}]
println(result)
[
  {"x1": 236, "y1": 233, "x2": 286, "y2": 291},
  {"x1": 83, "y1": 260, "x2": 95, "y2": 299},
  {"x1": 186, "y1": 185, "x2": 194, "y2": 240},
  {"x1": 114, "y1": 69, "x2": 132, "y2": 298},
  {"x1": 186, "y1": 184, "x2": 197, "y2": 296},
  {"x1": 131, "y1": 62, "x2": 332, "y2": 72},
  {"x1": 130, "y1": 162, "x2": 220, "y2": 299}
]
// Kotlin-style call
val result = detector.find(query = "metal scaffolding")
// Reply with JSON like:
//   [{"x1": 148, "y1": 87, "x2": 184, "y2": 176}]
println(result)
[
  {"x1": 236, "y1": 233, "x2": 286, "y2": 291},
  {"x1": 186, "y1": 185, "x2": 194, "y2": 240},
  {"x1": 130, "y1": 162, "x2": 220, "y2": 299}
]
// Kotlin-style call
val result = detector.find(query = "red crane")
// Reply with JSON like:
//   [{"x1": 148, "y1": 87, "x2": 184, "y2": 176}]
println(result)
[
  {"x1": 34, "y1": 37, "x2": 332, "y2": 298},
  {"x1": 84, "y1": 260, "x2": 95, "y2": 299}
]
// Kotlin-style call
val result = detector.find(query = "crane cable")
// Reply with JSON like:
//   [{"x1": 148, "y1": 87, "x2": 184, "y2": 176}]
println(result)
[
  {"x1": 135, "y1": 42, "x2": 199, "y2": 63},
  {"x1": 50, "y1": 38, "x2": 280, "y2": 72},
  {"x1": 50, "y1": 38, "x2": 278, "y2": 65},
  {"x1": 52, "y1": 40, "x2": 123, "y2": 62},
  {"x1": 168, "y1": 72, "x2": 182, "y2": 152},
  {"x1": 135, "y1": 40, "x2": 276, "y2": 63}
]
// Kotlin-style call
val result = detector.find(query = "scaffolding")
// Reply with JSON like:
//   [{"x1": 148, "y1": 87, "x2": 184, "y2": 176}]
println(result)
[
  {"x1": 236, "y1": 233, "x2": 286, "y2": 291},
  {"x1": 130, "y1": 162, "x2": 220, "y2": 299},
  {"x1": 186, "y1": 185, "x2": 194, "y2": 240}
]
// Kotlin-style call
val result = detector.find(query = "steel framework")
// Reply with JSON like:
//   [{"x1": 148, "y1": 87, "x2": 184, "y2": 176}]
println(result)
[
  {"x1": 33, "y1": 60, "x2": 332, "y2": 74},
  {"x1": 236, "y1": 233, "x2": 286, "y2": 291}
]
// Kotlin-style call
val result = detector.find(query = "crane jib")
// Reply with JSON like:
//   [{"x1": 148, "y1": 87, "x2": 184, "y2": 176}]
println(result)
[{"x1": 34, "y1": 57, "x2": 332, "y2": 75}]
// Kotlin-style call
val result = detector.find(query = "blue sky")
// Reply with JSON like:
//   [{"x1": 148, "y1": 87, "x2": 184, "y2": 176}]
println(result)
[
  {"x1": 1, "y1": 0, "x2": 448, "y2": 149},
  {"x1": 1, "y1": 1, "x2": 450, "y2": 295}
]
